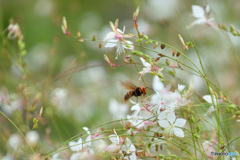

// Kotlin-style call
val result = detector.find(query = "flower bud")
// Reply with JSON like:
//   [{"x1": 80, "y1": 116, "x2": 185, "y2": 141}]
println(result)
[
  {"x1": 153, "y1": 42, "x2": 158, "y2": 49},
  {"x1": 172, "y1": 50, "x2": 176, "y2": 56},
  {"x1": 143, "y1": 35, "x2": 148, "y2": 40},
  {"x1": 160, "y1": 44, "x2": 165, "y2": 49},
  {"x1": 145, "y1": 40, "x2": 153, "y2": 44},
  {"x1": 196, "y1": 125, "x2": 200, "y2": 132},
  {"x1": 228, "y1": 104, "x2": 237, "y2": 109},
  {"x1": 177, "y1": 52, "x2": 181, "y2": 57},
  {"x1": 193, "y1": 134, "x2": 200, "y2": 139},
  {"x1": 99, "y1": 42, "x2": 102, "y2": 48},
  {"x1": 190, "y1": 116, "x2": 195, "y2": 123},
  {"x1": 132, "y1": 50, "x2": 143, "y2": 56},
  {"x1": 136, "y1": 38, "x2": 143, "y2": 42},
  {"x1": 165, "y1": 59, "x2": 169, "y2": 66},
  {"x1": 92, "y1": 35, "x2": 96, "y2": 41},
  {"x1": 77, "y1": 31, "x2": 81, "y2": 39},
  {"x1": 168, "y1": 70, "x2": 175, "y2": 77}
]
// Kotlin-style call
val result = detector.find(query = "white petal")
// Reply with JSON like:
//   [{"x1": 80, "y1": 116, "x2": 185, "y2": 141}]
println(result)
[
  {"x1": 207, "y1": 106, "x2": 215, "y2": 113},
  {"x1": 84, "y1": 135, "x2": 92, "y2": 147},
  {"x1": 151, "y1": 93, "x2": 160, "y2": 105},
  {"x1": 205, "y1": 5, "x2": 210, "y2": 13},
  {"x1": 174, "y1": 118, "x2": 186, "y2": 127},
  {"x1": 190, "y1": 18, "x2": 206, "y2": 26},
  {"x1": 70, "y1": 153, "x2": 80, "y2": 160},
  {"x1": 69, "y1": 139, "x2": 82, "y2": 151},
  {"x1": 105, "y1": 39, "x2": 118, "y2": 48},
  {"x1": 140, "y1": 57, "x2": 151, "y2": 68},
  {"x1": 192, "y1": 5, "x2": 205, "y2": 18},
  {"x1": 158, "y1": 111, "x2": 167, "y2": 120},
  {"x1": 159, "y1": 119, "x2": 170, "y2": 128},
  {"x1": 178, "y1": 84, "x2": 186, "y2": 92},
  {"x1": 104, "y1": 32, "x2": 115, "y2": 41},
  {"x1": 174, "y1": 128, "x2": 184, "y2": 137},
  {"x1": 109, "y1": 99, "x2": 118, "y2": 114},
  {"x1": 166, "y1": 111, "x2": 176, "y2": 124},
  {"x1": 116, "y1": 28, "x2": 124, "y2": 34},
  {"x1": 153, "y1": 76, "x2": 164, "y2": 92},
  {"x1": 83, "y1": 127, "x2": 90, "y2": 135},
  {"x1": 203, "y1": 95, "x2": 213, "y2": 103},
  {"x1": 131, "y1": 104, "x2": 140, "y2": 111}
]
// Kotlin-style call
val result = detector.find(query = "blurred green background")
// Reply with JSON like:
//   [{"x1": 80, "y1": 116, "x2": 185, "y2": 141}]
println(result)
[{"x1": 0, "y1": 0, "x2": 240, "y2": 159}]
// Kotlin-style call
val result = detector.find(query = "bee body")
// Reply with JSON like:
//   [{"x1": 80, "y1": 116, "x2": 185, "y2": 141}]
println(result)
[{"x1": 121, "y1": 81, "x2": 147, "y2": 101}]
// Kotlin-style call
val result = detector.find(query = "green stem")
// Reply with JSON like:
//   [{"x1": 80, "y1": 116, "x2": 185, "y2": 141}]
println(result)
[{"x1": 0, "y1": 110, "x2": 36, "y2": 155}]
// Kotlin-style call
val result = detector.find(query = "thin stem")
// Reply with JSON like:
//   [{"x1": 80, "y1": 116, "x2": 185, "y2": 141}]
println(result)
[{"x1": 0, "y1": 111, "x2": 36, "y2": 155}]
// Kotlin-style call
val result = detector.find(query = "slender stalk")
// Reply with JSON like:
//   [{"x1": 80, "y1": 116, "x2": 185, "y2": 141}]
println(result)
[{"x1": 0, "y1": 111, "x2": 36, "y2": 155}]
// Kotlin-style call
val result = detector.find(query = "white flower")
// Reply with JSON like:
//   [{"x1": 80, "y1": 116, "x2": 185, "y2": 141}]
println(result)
[
  {"x1": 158, "y1": 112, "x2": 186, "y2": 137},
  {"x1": 203, "y1": 95, "x2": 217, "y2": 114},
  {"x1": 139, "y1": 57, "x2": 151, "y2": 80},
  {"x1": 107, "y1": 129, "x2": 121, "y2": 152},
  {"x1": 129, "y1": 100, "x2": 141, "y2": 116},
  {"x1": 7, "y1": 23, "x2": 21, "y2": 39},
  {"x1": 151, "y1": 76, "x2": 190, "y2": 114},
  {"x1": 121, "y1": 138, "x2": 137, "y2": 160},
  {"x1": 178, "y1": 84, "x2": 186, "y2": 92},
  {"x1": 8, "y1": 133, "x2": 22, "y2": 150},
  {"x1": 189, "y1": 5, "x2": 215, "y2": 28},
  {"x1": 104, "y1": 20, "x2": 134, "y2": 59},
  {"x1": 69, "y1": 127, "x2": 93, "y2": 160},
  {"x1": 52, "y1": 153, "x2": 62, "y2": 160},
  {"x1": 109, "y1": 99, "x2": 128, "y2": 120},
  {"x1": 26, "y1": 131, "x2": 40, "y2": 147}
]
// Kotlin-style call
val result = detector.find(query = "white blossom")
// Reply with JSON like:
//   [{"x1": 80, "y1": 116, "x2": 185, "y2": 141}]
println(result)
[
  {"x1": 158, "y1": 112, "x2": 186, "y2": 137},
  {"x1": 139, "y1": 57, "x2": 151, "y2": 80},
  {"x1": 104, "y1": 22, "x2": 134, "y2": 59}
]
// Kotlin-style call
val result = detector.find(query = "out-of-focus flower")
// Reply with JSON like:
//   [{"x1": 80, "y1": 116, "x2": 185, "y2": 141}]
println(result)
[
  {"x1": 107, "y1": 129, "x2": 121, "y2": 152},
  {"x1": 8, "y1": 133, "x2": 22, "y2": 150},
  {"x1": 189, "y1": 5, "x2": 215, "y2": 28},
  {"x1": 121, "y1": 138, "x2": 137, "y2": 160},
  {"x1": 52, "y1": 153, "x2": 62, "y2": 160},
  {"x1": 2, "y1": 154, "x2": 14, "y2": 160},
  {"x1": 26, "y1": 131, "x2": 40, "y2": 147},
  {"x1": 203, "y1": 95, "x2": 217, "y2": 114},
  {"x1": 158, "y1": 112, "x2": 186, "y2": 137},
  {"x1": 7, "y1": 23, "x2": 21, "y2": 39},
  {"x1": 108, "y1": 99, "x2": 128, "y2": 120},
  {"x1": 104, "y1": 20, "x2": 134, "y2": 59},
  {"x1": 139, "y1": 57, "x2": 151, "y2": 80},
  {"x1": 69, "y1": 127, "x2": 94, "y2": 160},
  {"x1": 151, "y1": 76, "x2": 190, "y2": 114}
]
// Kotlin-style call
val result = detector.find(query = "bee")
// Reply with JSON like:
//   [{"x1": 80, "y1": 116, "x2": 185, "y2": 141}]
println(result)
[{"x1": 121, "y1": 81, "x2": 147, "y2": 102}]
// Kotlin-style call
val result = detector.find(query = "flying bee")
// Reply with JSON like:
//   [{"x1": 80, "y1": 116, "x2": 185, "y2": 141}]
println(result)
[{"x1": 121, "y1": 81, "x2": 147, "y2": 102}]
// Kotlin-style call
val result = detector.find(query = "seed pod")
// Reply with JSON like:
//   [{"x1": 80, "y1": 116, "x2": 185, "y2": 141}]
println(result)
[
  {"x1": 172, "y1": 50, "x2": 176, "y2": 56},
  {"x1": 158, "y1": 53, "x2": 164, "y2": 57},
  {"x1": 177, "y1": 52, "x2": 181, "y2": 57},
  {"x1": 99, "y1": 42, "x2": 102, "y2": 48},
  {"x1": 160, "y1": 44, "x2": 165, "y2": 49},
  {"x1": 177, "y1": 62, "x2": 182, "y2": 69},
  {"x1": 153, "y1": 42, "x2": 158, "y2": 49}
]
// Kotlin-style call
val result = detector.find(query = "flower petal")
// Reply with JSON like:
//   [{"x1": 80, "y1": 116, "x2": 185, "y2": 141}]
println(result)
[
  {"x1": 159, "y1": 119, "x2": 170, "y2": 128},
  {"x1": 104, "y1": 32, "x2": 115, "y2": 41},
  {"x1": 153, "y1": 76, "x2": 164, "y2": 92},
  {"x1": 105, "y1": 39, "x2": 118, "y2": 48},
  {"x1": 178, "y1": 84, "x2": 186, "y2": 92},
  {"x1": 166, "y1": 111, "x2": 176, "y2": 124},
  {"x1": 140, "y1": 57, "x2": 151, "y2": 68},
  {"x1": 174, "y1": 128, "x2": 184, "y2": 137},
  {"x1": 203, "y1": 95, "x2": 213, "y2": 103},
  {"x1": 192, "y1": 5, "x2": 205, "y2": 18},
  {"x1": 174, "y1": 118, "x2": 186, "y2": 127}
]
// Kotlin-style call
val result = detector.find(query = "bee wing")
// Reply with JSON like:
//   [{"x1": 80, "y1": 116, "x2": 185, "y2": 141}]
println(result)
[{"x1": 121, "y1": 81, "x2": 137, "y2": 90}]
